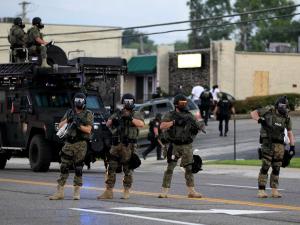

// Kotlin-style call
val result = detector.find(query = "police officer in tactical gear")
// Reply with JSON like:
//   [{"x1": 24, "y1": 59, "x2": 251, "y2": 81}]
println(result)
[
  {"x1": 8, "y1": 17, "x2": 26, "y2": 62},
  {"x1": 49, "y1": 92, "x2": 94, "y2": 200},
  {"x1": 251, "y1": 96, "x2": 295, "y2": 198},
  {"x1": 142, "y1": 113, "x2": 164, "y2": 160},
  {"x1": 27, "y1": 17, "x2": 50, "y2": 67},
  {"x1": 199, "y1": 86, "x2": 213, "y2": 126},
  {"x1": 158, "y1": 94, "x2": 204, "y2": 198},
  {"x1": 98, "y1": 93, "x2": 144, "y2": 200}
]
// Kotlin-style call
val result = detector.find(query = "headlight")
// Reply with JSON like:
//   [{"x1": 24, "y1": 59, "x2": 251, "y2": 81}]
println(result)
[{"x1": 93, "y1": 122, "x2": 100, "y2": 130}]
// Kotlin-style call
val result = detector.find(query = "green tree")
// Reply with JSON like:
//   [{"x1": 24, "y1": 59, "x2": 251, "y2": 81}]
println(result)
[
  {"x1": 174, "y1": 41, "x2": 189, "y2": 51},
  {"x1": 122, "y1": 29, "x2": 156, "y2": 54},
  {"x1": 187, "y1": 0, "x2": 233, "y2": 49},
  {"x1": 234, "y1": 0, "x2": 296, "y2": 51}
]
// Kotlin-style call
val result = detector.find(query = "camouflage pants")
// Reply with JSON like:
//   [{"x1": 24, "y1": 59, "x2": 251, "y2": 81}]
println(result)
[
  {"x1": 28, "y1": 45, "x2": 47, "y2": 59},
  {"x1": 105, "y1": 143, "x2": 135, "y2": 189},
  {"x1": 258, "y1": 142, "x2": 284, "y2": 189},
  {"x1": 57, "y1": 141, "x2": 87, "y2": 186},
  {"x1": 162, "y1": 143, "x2": 194, "y2": 188}
]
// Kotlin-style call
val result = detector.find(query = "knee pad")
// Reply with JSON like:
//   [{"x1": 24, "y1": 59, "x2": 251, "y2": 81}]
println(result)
[
  {"x1": 260, "y1": 167, "x2": 269, "y2": 175},
  {"x1": 272, "y1": 167, "x2": 280, "y2": 176},
  {"x1": 60, "y1": 164, "x2": 69, "y2": 174}
]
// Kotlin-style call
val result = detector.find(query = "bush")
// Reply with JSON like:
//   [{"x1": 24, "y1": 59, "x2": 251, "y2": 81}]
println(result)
[{"x1": 234, "y1": 93, "x2": 300, "y2": 114}]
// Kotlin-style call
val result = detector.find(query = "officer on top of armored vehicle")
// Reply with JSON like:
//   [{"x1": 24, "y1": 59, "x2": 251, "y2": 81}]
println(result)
[
  {"x1": 27, "y1": 17, "x2": 51, "y2": 67},
  {"x1": 8, "y1": 17, "x2": 26, "y2": 63}
]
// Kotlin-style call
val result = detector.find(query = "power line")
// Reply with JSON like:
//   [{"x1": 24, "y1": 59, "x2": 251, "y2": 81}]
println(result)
[
  {"x1": 0, "y1": 3, "x2": 299, "y2": 39},
  {"x1": 0, "y1": 11, "x2": 299, "y2": 48}
]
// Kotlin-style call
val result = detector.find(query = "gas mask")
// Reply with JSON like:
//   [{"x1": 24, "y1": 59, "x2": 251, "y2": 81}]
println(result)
[
  {"x1": 277, "y1": 103, "x2": 288, "y2": 116},
  {"x1": 123, "y1": 98, "x2": 135, "y2": 110},
  {"x1": 74, "y1": 97, "x2": 86, "y2": 110}
]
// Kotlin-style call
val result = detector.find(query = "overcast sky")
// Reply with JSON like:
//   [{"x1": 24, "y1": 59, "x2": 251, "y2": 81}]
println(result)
[{"x1": 0, "y1": 0, "x2": 190, "y2": 44}]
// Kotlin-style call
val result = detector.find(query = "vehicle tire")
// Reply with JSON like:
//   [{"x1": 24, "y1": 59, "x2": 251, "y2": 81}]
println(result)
[
  {"x1": 0, "y1": 157, "x2": 7, "y2": 169},
  {"x1": 0, "y1": 131, "x2": 7, "y2": 169},
  {"x1": 29, "y1": 134, "x2": 52, "y2": 172}
]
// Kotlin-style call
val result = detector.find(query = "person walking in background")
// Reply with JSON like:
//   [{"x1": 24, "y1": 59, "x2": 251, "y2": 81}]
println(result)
[
  {"x1": 199, "y1": 86, "x2": 213, "y2": 126},
  {"x1": 210, "y1": 85, "x2": 220, "y2": 111},
  {"x1": 214, "y1": 93, "x2": 235, "y2": 136},
  {"x1": 142, "y1": 113, "x2": 164, "y2": 160},
  {"x1": 191, "y1": 84, "x2": 204, "y2": 101}
]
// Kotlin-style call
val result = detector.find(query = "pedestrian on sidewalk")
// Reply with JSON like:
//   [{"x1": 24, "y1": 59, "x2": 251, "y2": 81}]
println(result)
[
  {"x1": 250, "y1": 96, "x2": 295, "y2": 198},
  {"x1": 142, "y1": 113, "x2": 164, "y2": 160},
  {"x1": 214, "y1": 93, "x2": 235, "y2": 136},
  {"x1": 199, "y1": 86, "x2": 213, "y2": 126}
]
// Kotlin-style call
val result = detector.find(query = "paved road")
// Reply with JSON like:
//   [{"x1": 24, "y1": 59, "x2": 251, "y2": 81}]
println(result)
[
  {"x1": 0, "y1": 159, "x2": 300, "y2": 225},
  {"x1": 139, "y1": 116, "x2": 300, "y2": 160}
]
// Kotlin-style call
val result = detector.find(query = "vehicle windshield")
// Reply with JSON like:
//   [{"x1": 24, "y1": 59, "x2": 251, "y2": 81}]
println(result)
[
  {"x1": 187, "y1": 99, "x2": 198, "y2": 110},
  {"x1": 34, "y1": 93, "x2": 70, "y2": 108},
  {"x1": 86, "y1": 95, "x2": 104, "y2": 110}
]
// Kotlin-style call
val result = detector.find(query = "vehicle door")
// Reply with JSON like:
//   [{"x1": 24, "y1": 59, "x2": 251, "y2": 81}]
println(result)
[{"x1": 138, "y1": 104, "x2": 154, "y2": 138}]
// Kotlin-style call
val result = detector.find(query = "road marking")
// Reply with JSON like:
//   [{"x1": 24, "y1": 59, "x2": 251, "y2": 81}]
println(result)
[
  {"x1": 1, "y1": 178, "x2": 300, "y2": 211},
  {"x1": 70, "y1": 208, "x2": 206, "y2": 225},
  {"x1": 208, "y1": 183, "x2": 285, "y2": 191},
  {"x1": 112, "y1": 207, "x2": 279, "y2": 215}
]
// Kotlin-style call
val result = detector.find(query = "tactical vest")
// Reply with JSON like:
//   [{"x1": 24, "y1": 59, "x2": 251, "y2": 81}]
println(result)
[
  {"x1": 260, "y1": 110, "x2": 289, "y2": 144},
  {"x1": 167, "y1": 111, "x2": 198, "y2": 145},
  {"x1": 27, "y1": 26, "x2": 42, "y2": 47},
  {"x1": 8, "y1": 25, "x2": 25, "y2": 48},
  {"x1": 66, "y1": 109, "x2": 93, "y2": 141},
  {"x1": 200, "y1": 91, "x2": 211, "y2": 107}
]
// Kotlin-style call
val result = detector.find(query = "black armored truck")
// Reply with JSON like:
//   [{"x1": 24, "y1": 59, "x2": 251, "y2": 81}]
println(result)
[{"x1": 0, "y1": 48, "x2": 127, "y2": 171}]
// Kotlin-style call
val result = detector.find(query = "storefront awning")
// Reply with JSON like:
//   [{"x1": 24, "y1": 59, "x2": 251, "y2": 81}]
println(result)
[{"x1": 127, "y1": 55, "x2": 157, "y2": 74}]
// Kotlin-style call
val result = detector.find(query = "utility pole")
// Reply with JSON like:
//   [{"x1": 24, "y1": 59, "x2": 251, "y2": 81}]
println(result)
[
  {"x1": 139, "y1": 35, "x2": 145, "y2": 54},
  {"x1": 18, "y1": 1, "x2": 31, "y2": 21}
]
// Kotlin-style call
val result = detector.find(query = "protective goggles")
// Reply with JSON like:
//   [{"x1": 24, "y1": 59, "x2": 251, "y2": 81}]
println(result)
[
  {"x1": 278, "y1": 103, "x2": 288, "y2": 109},
  {"x1": 74, "y1": 97, "x2": 85, "y2": 104},
  {"x1": 177, "y1": 100, "x2": 187, "y2": 108},
  {"x1": 123, "y1": 99, "x2": 134, "y2": 105}
]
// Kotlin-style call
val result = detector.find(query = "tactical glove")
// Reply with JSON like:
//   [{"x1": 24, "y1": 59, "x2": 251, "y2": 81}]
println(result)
[
  {"x1": 258, "y1": 117, "x2": 267, "y2": 127},
  {"x1": 174, "y1": 118, "x2": 186, "y2": 126},
  {"x1": 74, "y1": 117, "x2": 82, "y2": 129},
  {"x1": 289, "y1": 145, "x2": 295, "y2": 157}
]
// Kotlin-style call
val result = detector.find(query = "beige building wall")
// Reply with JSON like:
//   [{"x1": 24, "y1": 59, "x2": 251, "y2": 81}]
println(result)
[
  {"x1": 0, "y1": 22, "x2": 122, "y2": 63},
  {"x1": 157, "y1": 45, "x2": 174, "y2": 94},
  {"x1": 212, "y1": 40, "x2": 300, "y2": 100}
]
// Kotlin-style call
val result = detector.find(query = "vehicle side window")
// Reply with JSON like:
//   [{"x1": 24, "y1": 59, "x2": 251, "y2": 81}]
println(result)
[
  {"x1": 140, "y1": 105, "x2": 153, "y2": 118},
  {"x1": 0, "y1": 91, "x2": 5, "y2": 113},
  {"x1": 7, "y1": 97, "x2": 13, "y2": 111},
  {"x1": 156, "y1": 102, "x2": 172, "y2": 114},
  {"x1": 20, "y1": 96, "x2": 30, "y2": 110}
]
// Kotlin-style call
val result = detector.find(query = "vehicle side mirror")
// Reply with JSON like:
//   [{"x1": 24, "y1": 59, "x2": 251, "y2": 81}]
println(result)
[{"x1": 144, "y1": 110, "x2": 150, "y2": 118}]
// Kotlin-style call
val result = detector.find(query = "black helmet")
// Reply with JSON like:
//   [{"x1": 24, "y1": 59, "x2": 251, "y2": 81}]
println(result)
[
  {"x1": 128, "y1": 153, "x2": 141, "y2": 170},
  {"x1": 173, "y1": 94, "x2": 188, "y2": 110},
  {"x1": 32, "y1": 17, "x2": 44, "y2": 29},
  {"x1": 13, "y1": 17, "x2": 25, "y2": 28},
  {"x1": 121, "y1": 93, "x2": 135, "y2": 110},
  {"x1": 192, "y1": 155, "x2": 203, "y2": 173},
  {"x1": 275, "y1": 96, "x2": 289, "y2": 116},
  {"x1": 74, "y1": 92, "x2": 86, "y2": 109}
]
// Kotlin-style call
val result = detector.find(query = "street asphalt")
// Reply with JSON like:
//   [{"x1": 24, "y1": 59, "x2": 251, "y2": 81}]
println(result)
[{"x1": 0, "y1": 117, "x2": 299, "y2": 225}]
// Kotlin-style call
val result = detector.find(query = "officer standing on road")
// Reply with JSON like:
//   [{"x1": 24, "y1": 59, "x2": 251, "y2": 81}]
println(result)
[
  {"x1": 8, "y1": 17, "x2": 26, "y2": 62},
  {"x1": 251, "y1": 96, "x2": 295, "y2": 198},
  {"x1": 214, "y1": 94, "x2": 235, "y2": 137},
  {"x1": 49, "y1": 93, "x2": 94, "y2": 200},
  {"x1": 142, "y1": 113, "x2": 164, "y2": 160},
  {"x1": 27, "y1": 17, "x2": 50, "y2": 67},
  {"x1": 199, "y1": 86, "x2": 213, "y2": 126},
  {"x1": 158, "y1": 94, "x2": 204, "y2": 198},
  {"x1": 98, "y1": 93, "x2": 144, "y2": 200}
]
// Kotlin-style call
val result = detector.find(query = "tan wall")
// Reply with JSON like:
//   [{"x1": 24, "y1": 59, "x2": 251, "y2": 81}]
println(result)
[
  {"x1": 212, "y1": 40, "x2": 300, "y2": 100},
  {"x1": 0, "y1": 23, "x2": 122, "y2": 63},
  {"x1": 236, "y1": 52, "x2": 300, "y2": 99},
  {"x1": 123, "y1": 75, "x2": 136, "y2": 96},
  {"x1": 157, "y1": 45, "x2": 174, "y2": 94}
]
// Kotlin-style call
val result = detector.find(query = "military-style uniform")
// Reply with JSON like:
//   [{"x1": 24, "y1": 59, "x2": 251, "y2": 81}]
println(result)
[
  {"x1": 57, "y1": 109, "x2": 94, "y2": 187},
  {"x1": 161, "y1": 110, "x2": 203, "y2": 189},
  {"x1": 27, "y1": 26, "x2": 47, "y2": 59},
  {"x1": 8, "y1": 25, "x2": 26, "y2": 62},
  {"x1": 199, "y1": 90, "x2": 213, "y2": 126},
  {"x1": 257, "y1": 105, "x2": 292, "y2": 190},
  {"x1": 105, "y1": 110, "x2": 144, "y2": 190}
]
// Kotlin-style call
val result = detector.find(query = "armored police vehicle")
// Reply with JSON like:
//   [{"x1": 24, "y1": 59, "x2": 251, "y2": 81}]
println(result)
[{"x1": 0, "y1": 47, "x2": 127, "y2": 171}]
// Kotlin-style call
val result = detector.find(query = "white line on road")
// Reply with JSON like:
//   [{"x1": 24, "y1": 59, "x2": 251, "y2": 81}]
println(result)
[
  {"x1": 112, "y1": 207, "x2": 279, "y2": 215},
  {"x1": 207, "y1": 183, "x2": 284, "y2": 191},
  {"x1": 70, "y1": 208, "x2": 206, "y2": 225}
]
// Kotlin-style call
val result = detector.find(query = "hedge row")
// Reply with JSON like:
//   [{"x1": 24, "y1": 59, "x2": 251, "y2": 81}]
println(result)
[{"x1": 234, "y1": 93, "x2": 300, "y2": 114}]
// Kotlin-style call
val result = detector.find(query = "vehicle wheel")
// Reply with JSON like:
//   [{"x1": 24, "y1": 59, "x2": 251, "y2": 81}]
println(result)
[
  {"x1": 29, "y1": 134, "x2": 52, "y2": 172},
  {"x1": 0, "y1": 157, "x2": 7, "y2": 169}
]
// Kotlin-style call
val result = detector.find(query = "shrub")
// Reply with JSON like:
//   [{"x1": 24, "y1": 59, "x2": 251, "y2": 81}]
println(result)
[{"x1": 234, "y1": 93, "x2": 300, "y2": 114}]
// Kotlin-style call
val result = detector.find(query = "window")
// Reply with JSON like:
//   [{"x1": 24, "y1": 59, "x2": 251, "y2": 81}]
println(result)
[
  {"x1": 34, "y1": 93, "x2": 70, "y2": 108},
  {"x1": 140, "y1": 105, "x2": 154, "y2": 118},
  {"x1": 156, "y1": 102, "x2": 173, "y2": 114},
  {"x1": 86, "y1": 95, "x2": 104, "y2": 110}
]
